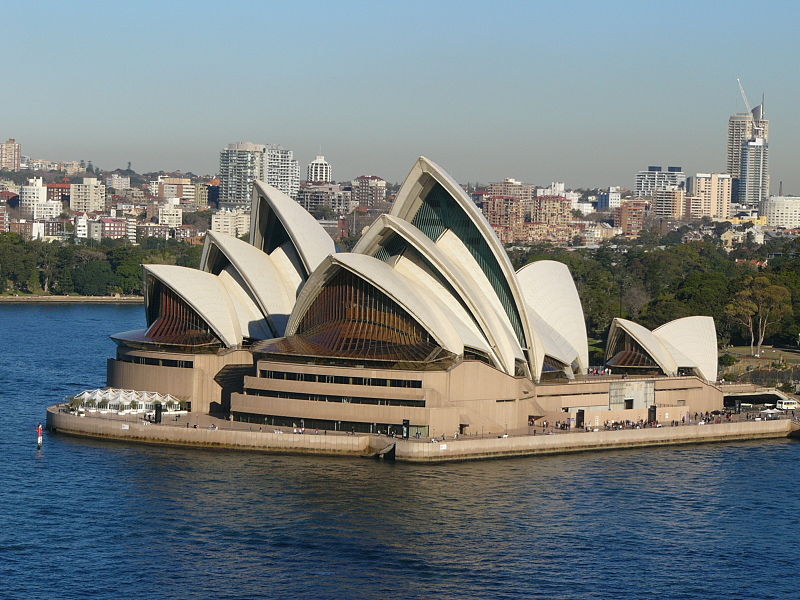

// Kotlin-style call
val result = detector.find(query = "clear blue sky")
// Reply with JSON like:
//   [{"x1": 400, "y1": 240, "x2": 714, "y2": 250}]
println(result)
[{"x1": 4, "y1": 0, "x2": 799, "y2": 191}]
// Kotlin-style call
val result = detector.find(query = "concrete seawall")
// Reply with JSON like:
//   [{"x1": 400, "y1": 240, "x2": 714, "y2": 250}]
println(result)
[
  {"x1": 0, "y1": 295, "x2": 143, "y2": 304},
  {"x1": 395, "y1": 419, "x2": 798, "y2": 463},
  {"x1": 48, "y1": 405, "x2": 800, "y2": 462},
  {"x1": 46, "y1": 406, "x2": 378, "y2": 456}
]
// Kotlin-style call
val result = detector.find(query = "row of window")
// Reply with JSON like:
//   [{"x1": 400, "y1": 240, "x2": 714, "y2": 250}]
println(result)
[
  {"x1": 116, "y1": 355, "x2": 194, "y2": 369},
  {"x1": 244, "y1": 387, "x2": 425, "y2": 407},
  {"x1": 259, "y1": 370, "x2": 422, "y2": 388},
  {"x1": 233, "y1": 412, "x2": 429, "y2": 437}
]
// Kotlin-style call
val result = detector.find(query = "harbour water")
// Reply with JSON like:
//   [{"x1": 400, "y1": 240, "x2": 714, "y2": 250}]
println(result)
[{"x1": 2, "y1": 304, "x2": 800, "y2": 599}]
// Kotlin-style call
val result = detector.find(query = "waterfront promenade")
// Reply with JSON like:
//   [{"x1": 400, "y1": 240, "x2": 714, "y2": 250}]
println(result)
[{"x1": 46, "y1": 404, "x2": 800, "y2": 462}]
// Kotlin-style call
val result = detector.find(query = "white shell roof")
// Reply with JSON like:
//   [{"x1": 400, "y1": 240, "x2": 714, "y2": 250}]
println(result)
[
  {"x1": 201, "y1": 230, "x2": 295, "y2": 336},
  {"x1": 287, "y1": 253, "x2": 464, "y2": 356},
  {"x1": 353, "y1": 214, "x2": 524, "y2": 374},
  {"x1": 144, "y1": 264, "x2": 242, "y2": 347},
  {"x1": 517, "y1": 260, "x2": 589, "y2": 373},
  {"x1": 389, "y1": 156, "x2": 539, "y2": 379},
  {"x1": 654, "y1": 316, "x2": 718, "y2": 382},
  {"x1": 250, "y1": 180, "x2": 335, "y2": 277}
]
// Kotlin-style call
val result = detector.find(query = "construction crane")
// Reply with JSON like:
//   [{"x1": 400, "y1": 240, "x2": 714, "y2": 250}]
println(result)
[{"x1": 737, "y1": 78, "x2": 765, "y2": 136}]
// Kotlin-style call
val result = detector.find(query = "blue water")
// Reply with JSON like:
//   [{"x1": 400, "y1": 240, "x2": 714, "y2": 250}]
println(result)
[{"x1": 2, "y1": 304, "x2": 799, "y2": 599}]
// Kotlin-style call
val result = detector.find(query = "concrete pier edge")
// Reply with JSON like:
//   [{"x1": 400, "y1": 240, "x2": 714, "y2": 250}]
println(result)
[{"x1": 47, "y1": 405, "x2": 800, "y2": 462}]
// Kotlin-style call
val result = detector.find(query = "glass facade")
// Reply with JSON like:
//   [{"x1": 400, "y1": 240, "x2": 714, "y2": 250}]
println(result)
[
  {"x1": 143, "y1": 279, "x2": 221, "y2": 348},
  {"x1": 410, "y1": 183, "x2": 526, "y2": 348},
  {"x1": 290, "y1": 268, "x2": 446, "y2": 362}
]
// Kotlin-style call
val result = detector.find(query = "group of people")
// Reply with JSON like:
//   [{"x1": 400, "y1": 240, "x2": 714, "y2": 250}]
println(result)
[{"x1": 588, "y1": 367, "x2": 612, "y2": 376}]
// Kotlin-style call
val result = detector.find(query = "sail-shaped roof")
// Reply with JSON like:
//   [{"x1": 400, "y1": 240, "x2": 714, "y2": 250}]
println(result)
[
  {"x1": 517, "y1": 260, "x2": 589, "y2": 374},
  {"x1": 389, "y1": 156, "x2": 540, "y2": 378},
  {"x1": 353, "y1": 214, "x2": 524, "y2": 374},
  {"x1": 249, "y1": 180, "x2": 334, "y2": 280}
]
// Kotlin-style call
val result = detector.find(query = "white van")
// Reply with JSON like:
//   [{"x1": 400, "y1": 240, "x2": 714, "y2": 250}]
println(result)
[{"x1": 776, "y1": 399, "x2": 799, "y2": 410}]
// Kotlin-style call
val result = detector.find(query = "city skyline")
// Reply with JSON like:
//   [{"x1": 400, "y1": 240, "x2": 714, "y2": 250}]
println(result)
[{"x1": 4, "y1": 1, "x2": 800, "y2": 191}]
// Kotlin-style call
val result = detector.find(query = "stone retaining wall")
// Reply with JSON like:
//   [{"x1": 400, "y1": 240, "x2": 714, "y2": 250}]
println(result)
[
  {"x1": 395, "y1": 420, "x2": 796, "y2": 462},
  {"x1": 47, "y1": 406, "x2": 374, "y2": 456}
]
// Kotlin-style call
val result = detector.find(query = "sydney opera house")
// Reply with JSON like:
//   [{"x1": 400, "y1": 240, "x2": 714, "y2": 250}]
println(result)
[{"x1": 107, "y1": 157, "x2": 722, "y2": 438}]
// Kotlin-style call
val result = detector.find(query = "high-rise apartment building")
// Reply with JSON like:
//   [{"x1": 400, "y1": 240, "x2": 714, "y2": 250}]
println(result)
[
  {"x1": 211, "y1": 208, "x2": 251, "y2": 238},
  {"x1": 634, "y1": 166, "x2": 685, "y2": 198},
  {"x1": 69, "y1": 177, "x2": 107, "y2": 213},
  {"x1": 158, "y1": 204, "x2": 183, "y2": 228},
  {"x1": 351, "y1": 176, "x2": 387, "y2": 207},
  {"x1": 219, "y1": 142, "x2": 266, "y2": 204},
  {"x1": 0, "y1": 138, "x2": 21, "y2": 171},
  {"x1": 686, "y1": 173, "x2": 732, "y2": 219},
  {"x1": 488, "y1": 178, "x2": 535, "y2": 202},
  {"x1": 652, "y1": 186, "x2": 685, "y2": 219},
  {"x1": 149, "y1": 176, "x2": 195, "y2": 202},
  {"x1": 265, "y1": 145, "x2": 300, "y2": 199},
  {"x1": 614, "y1": 200, "x2": 648, "y2": 236},
  {"x1": 727, "y1": 103, "x2": 769, "y2": 204},
  {"x1": 297, "y1": 183, "x2": 352, "y2": 215},
  {"x1": 727, "y1": 105, "x2": 768, "y2": 179},
  {"x1": 33, "y1": 200, "x2": 63, "y2": 220},
  {"x1": 531, "y1": 195, "x2": 571, "y2": 224},
  {"x1": 306, "y1": 155, "x2": 332, "y2": 183},
  {"x1": 106, "y1": 174, "x2": 131, "y2": 190},
  {"x1": 739, "y1": 137, "x2": 769, "y2": 207},
  {"x1": 18, "y1": 177, "x2": 48, "y2": 215}
]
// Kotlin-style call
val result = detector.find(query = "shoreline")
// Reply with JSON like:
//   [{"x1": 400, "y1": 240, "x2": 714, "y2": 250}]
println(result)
[
  {"x1": 0, "y1": 295, "x2": 143, "y2": 304},
  {"x1": 46, "y1": 405, "x2": 800, "y2": 462}
]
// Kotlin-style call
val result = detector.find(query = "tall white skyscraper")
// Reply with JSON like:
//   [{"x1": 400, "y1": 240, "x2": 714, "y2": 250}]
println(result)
[
  {"x1": 727, "y1": 101, "x2": 769, "y2": 204},
  {"x1": 727, "y1": 105, "x2": 769, "y2": 179},
  {"x1": 306, "y1": 155, "x2": 332, "y2": 183},
  {"x1": 264, "y1": 144, "x2": 300, "y2": 199},
  {"x1": 219, "y1": 142, "x2": 266, "y2": 204},
  {"x1": 740, "y1": 137, "x2": 769, "y2": 207}
]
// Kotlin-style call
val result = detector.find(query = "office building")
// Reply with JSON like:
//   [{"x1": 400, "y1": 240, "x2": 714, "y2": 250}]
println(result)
[
  {"x1": 761, "y1": 196, "x2": 800, "y2": 229},
  {"x1": 597, "y1": 186, "x2": 622, "y2": 210}
]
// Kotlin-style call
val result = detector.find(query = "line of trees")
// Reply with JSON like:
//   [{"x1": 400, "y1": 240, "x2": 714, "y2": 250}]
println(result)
[
  {"x1": 509, "y1": 235, "x2": 800, "y2": 359},
  {"x1": 0, "y1": 233, "x2": 202, "y2": 296}
]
